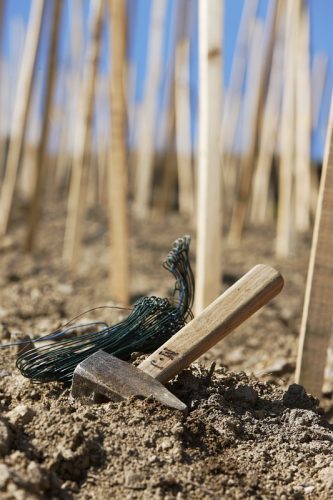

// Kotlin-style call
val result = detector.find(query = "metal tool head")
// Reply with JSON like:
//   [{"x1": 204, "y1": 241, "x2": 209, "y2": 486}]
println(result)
[{"x1": 70, "y1": 350, "x2": 187, "y2": 412}]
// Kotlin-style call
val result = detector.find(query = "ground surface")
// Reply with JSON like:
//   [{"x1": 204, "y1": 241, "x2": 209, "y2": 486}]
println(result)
[{"x1": 0, "y1": 204, "x2": 332, "y2": 499}]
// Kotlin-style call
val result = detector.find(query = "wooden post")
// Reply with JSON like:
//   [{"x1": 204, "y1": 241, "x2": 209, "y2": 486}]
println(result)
[
  {"x1": 195, "y1": 0, "x2": 223, "y2": 314},
  {"x1": 63, "y1": 0, "x2": 104, "y2": 265},
  {"x1": 250, "y1": 2, "x2": 285, "y2": 223},
  {"x1": 108, "y1": 0, "x2": 130, "y2": 305},
  {"x1": 55, "y1": 0, "x2": 85, "y2": 191},
  {"x1": 175, "y1": 37, "x2": 194, "y2": 217},
  {"x1": 295, "y1": 96, "x2": 333, "y2": 397},
  {"x1": 311, "y1": 53, "x2": 328, "y2": 132},
  {"x1": 96, "y1": 74, "x2": 110, "y2": 206},
  {"x1": 26, "y1": 0, "x2": 63, "y2": 251},
  {"x1": 228, "y1": 1, "x2": 278, "y2": 243},
  {"x1": 276, "y1": 0, "x2": 298, "y2": 258},
  {"x1": 0, "y1": 0, "x2": 45, "y2": 236},
  {"x1": 133, "y1": 0, "x2": 167, "y2": 218},
  {"x1": 228, "y1": 20, "x2": 265, "y2": 245},
  {"x1": 220, "y1": 0, "x2": 258, "y2": 160},
  {"x1": 295, "y1": 4, "x2": 311, "y2": 232}
]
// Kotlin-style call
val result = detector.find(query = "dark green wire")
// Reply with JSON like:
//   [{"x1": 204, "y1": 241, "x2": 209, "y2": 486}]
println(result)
[{"x1": 16, "y1": 235, "x2": 194, "y2": 384}]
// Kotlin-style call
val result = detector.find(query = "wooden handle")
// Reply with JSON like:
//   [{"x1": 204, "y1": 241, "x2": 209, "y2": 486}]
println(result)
[{"x1": 138, "y1": 264, "x2": 284, "y2": 383}]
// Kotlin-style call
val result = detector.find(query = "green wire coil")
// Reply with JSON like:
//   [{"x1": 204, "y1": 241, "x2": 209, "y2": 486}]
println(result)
[{"x1": 16, "y1": 235, "x2": 194, "y2": 384}]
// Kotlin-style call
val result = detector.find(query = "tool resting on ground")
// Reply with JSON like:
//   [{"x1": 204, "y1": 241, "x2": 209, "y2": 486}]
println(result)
[{"x1": 71, "y1": 264, "x2": 284, "y2": 411}]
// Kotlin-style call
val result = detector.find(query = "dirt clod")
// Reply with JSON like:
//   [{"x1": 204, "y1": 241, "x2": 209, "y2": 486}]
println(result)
[{"x1": 0, "y1": 419, "x2": 12, "y2": 456}]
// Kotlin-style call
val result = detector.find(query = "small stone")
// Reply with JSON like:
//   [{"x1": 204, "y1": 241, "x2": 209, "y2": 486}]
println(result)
[
  {"x1": 283, "y1": 384, "x2": 317, "y2": 410},
  {"x1": 228, "y1": 385, "x2": 258, "y2": 407},
  {"x1": 0, "y1": 307, "x2": 8, "y2": 320},
  {"x1": 255, "y1": 410, "x2": 266, "y2": 419},
  {"x1": 0, "y1": 418, "x2": 12, "y2": 456},
  {"x1": 57, "y1": 283, "x2": 73, "y2": 295},
  {"x1": 124, "y1": 471, "x2": 146, "y2": 490},
  {"x1": 61, "y1": 480, "x2": 80, "y2": 493},
  {"x1": 159, "y1": 438, "x2": 173, "y2": 451},
  {"x1": 7, "y1": 405, "x2": 36, "y2": 426},
  {"x1": 27, "y1": 462, "x2": 50, "y2": 490},
  {"x1": 171, "y1": 422, "x2": 184, "y2": 435},
  {"x1": 0, "y1": 463, "x2": 11, "y2": 489}
]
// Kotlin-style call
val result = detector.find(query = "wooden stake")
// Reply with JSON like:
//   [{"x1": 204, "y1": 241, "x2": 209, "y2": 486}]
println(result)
[
  {"x1": 220, "y1": 0, "x2": 258, "y2": 159},
  {"x1": 229, "y1": 1, "x2": 278, "y2": 242},
  {"x1": 55, "y1": 0, "x2": 85, "y2": 191},
  {"x1": 26, "y1": 0, "x2": 63, "y2": 251},
  {"x1": 108, "y1": 0, "x2": 130, "y2": 305},
  {"x1": 0, "y1": 0, "x2": 45, "y2": 236},
  {"x1": 295, "y1": 95, "x2": 333, "y2": 397},
  {"x1": 276, "y1": 0, "x2": 298, "y2": 258},
  {"x1": 228, "y1": 20, "x2": 265, "y2": 245},
  {"x1": 250, "y1": 3, "x2": 285, "y2": 223},
  {"x1": 63, "y1": 0, "x2": 104, "y2": 265},
  {"x1": 175, "y1": 38, "x2": 194, "y2": 217},
  {"x1": 295, "y1": 4, "x2": 311, "y2": 232},
  {"x1": 195, "y1": 0, "x2": 223, "y2": 314},
  {"x1": 133, "y1": 0, "x2": 167, "y2": 218},
  {"x1": 311, "y1": 53, "x2": 328, "y2": 132}
]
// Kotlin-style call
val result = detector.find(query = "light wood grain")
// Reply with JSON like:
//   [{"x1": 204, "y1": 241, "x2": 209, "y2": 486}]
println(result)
[
  {"x1": 195, "y1": 0, "x2": 223, "y2": 314},
  {"x1": 276, "y1": 0, "x2": 298, "y2": 257},
  {"x1": 295, "y1": 95, "x2": 333, "y2": 397},
  {"x1": 139, "y1": 264, "x2": 284, "y2": 384},
  {"x1": 175, "y1": 39, "x2": 194, "y2": 217},
  {"x1": 108, "y1": 0, "x2": 130, "y2": 305},
  {"x1": 295, "y1": 5, "x2": 311, "y2": 232}
]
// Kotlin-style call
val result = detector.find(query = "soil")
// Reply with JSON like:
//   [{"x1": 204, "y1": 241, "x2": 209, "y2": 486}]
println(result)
[{"x1": 0, "y1": 202, "x2": 333, "y2": 499}]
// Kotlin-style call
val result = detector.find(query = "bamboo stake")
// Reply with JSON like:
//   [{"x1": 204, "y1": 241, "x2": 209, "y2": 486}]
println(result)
[
  {"x1": 195, "y1": 0, "x2": 223, "y2": 314},
  {"x1": 26, "y1": 0, "x2": 63, "y2": 251},
  {"x1": 63, "y1": 0, "x2": 104, "y2": 265},
  {"x1": 295, "y1": 95, "x2": 333, "y2": 397},
  {"x1": 175, "y1": 38, "x2": 193, "y2": 217},
  {"x1": 108, "y1": 0, "x2": 129, "y2": 305},
  {"x1": 133, "y1": 0, "x2": 167, "y2": 218},
  {"x1": 295, "y1": 4, "x2": 311, "y2": 232},
  {"x1": 276, "y1": 0, "x2": 298, "y2": 258},
  {"x1": 0, "y1": 0, "x2": 45, "y2": 236}
]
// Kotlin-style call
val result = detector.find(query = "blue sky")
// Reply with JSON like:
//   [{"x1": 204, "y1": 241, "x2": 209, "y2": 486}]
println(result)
[{"x1": 1, "y1": 0, "x2": 333, "y2": 161}]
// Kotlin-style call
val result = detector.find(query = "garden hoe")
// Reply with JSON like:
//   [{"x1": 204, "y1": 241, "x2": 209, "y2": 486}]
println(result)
[{"x1": 71, "y1": 264, "x2": 284, "y2": 411}]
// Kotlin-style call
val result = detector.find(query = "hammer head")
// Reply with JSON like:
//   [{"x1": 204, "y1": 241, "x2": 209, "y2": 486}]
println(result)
[{"x1": 70, "y1": 350, "x2": 187, "y2": 412}]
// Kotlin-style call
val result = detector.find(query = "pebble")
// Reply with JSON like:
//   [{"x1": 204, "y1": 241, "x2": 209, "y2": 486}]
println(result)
[
  {"x1": 7, "y1": 405, "x2": 36, "y2": 426},
  {"x1": 27, "y1": 461, "x2": 50, "y2": 490},
  {"x1": 124, "y1": 471, "x2": 146, "y2": 490},
  {"x1": 229, "y1": 385, "x2": 258, "y2": 406},
  {"x1": 283, "y1": 384, "x2": 317, "y2": 410},
  {"x1": 0, "y1": 463, "x2": 11, "y2": 489},
  {"x1": 0, "y1": 418, "x2": 12, "y2": 456}
]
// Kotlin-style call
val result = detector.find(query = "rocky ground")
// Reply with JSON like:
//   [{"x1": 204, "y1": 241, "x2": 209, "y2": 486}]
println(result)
[{"x1": 0, "y1": 203, "x2": 332, "y2": 499}]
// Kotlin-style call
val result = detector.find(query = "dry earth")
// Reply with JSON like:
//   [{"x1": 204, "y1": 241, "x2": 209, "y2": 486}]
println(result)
[{"x1": 0, "y1": 203, "x2": 332, "y2": 499}]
